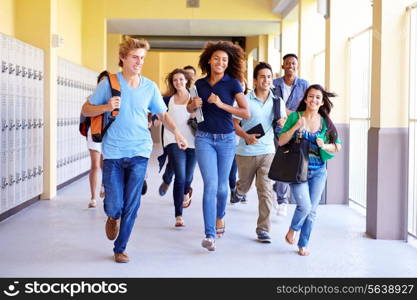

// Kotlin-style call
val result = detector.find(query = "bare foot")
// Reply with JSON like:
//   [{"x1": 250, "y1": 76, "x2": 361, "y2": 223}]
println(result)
[
  {"x1": 285, "y1": 229, "x2": 296, "y2": 245},
  {"x1": 298, "y1": 247, "x2": 310, "y2": 256}
]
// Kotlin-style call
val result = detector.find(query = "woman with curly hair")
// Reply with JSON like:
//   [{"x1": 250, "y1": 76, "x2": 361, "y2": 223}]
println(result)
[
  {"x1": 279, "y1": 84, "x2": 342, "y2": 256},
  {"x1": 187, "y1": 41, "x2": 250, "y2": 251}
]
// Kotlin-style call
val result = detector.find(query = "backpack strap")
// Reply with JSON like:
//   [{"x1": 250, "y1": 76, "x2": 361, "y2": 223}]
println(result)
[
  {"x1": 108, "y1": 73, "x2": 120, "y2": 118},
  {"x1": 101, "y1": 73, "x2": 120, "y2": 137}
]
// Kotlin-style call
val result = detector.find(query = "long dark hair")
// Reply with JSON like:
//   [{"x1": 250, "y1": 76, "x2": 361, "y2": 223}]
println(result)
[
  {"x1": 163, "y1": 68, "x2": 192, "y2": 98},
  {"x1": 198, "y1": 41, "x2": 245, "y2": 82},
  {"x1": 297, "y1": 84, "x2": 338, "y2": 144}
]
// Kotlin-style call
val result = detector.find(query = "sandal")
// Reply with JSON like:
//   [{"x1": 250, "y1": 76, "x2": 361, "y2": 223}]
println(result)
[
  {"x1": 183, "y1": 187, "x2": 193, "y2": 208},
  {"x1": 88, "y1": 199, "x2": 97, "y2": 208},
  {"x1": 99, "y1": 185, "x2": 105, "y2": 198},
  {"x1": 175, "y1": 216, "x2": 185, "y2": 227},
  {"x1": 216, "y1": 219, "x2": 225, "y2": 238}
]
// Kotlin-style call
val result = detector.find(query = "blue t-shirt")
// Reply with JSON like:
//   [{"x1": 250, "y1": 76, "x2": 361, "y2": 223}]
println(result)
[
  {"x1": 195, "y1": 74, "x2": 243, "y2": 134},
  {"x1": 89, "y1": 72, "x2": 167, "y2": 159}
]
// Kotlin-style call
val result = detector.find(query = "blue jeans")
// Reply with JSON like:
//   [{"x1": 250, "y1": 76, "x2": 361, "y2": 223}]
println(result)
[
  {"x1": 195, "y1": 130, "x2": 236, "y2": 238},
  {"x1": 273, "y1": 136, "x2": 290, "y2": 204},
  {"x1": 166, "y1": 143, "x2": 197, "y2": 217},
  {"x1": 162, "y1": 157, "x2": 174, "y2": 185},
  {"x1": 273, "y1": 181, "x2": 290, "y2": 204},
  {"x1": 289, "y1": 166, "x2": 327, "y2": 248},
  {"x1": 103, "y1": 156, "x2": 148, "y2": 254}
]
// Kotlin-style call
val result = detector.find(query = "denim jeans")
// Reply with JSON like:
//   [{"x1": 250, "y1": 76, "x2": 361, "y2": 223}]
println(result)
[
  {"x1": 273, "y1": 136, "x2": 290, "y2": 204},
  {"x1": 289, "y1": 166, "x2": 327, "y2": 248},
  {"x1": 195, "y1": 130, "x2": 236, "y2": 238},
  {"x1": 103, "y1": 156, "x2": 148, "y2": 254},
  {"x1": 162, "y1": 157, "x2": 174, "y2": 185},
  {"x1": 166, "y1": 143, "x2": 197, "y2": 217},
  {"x1": 229, "y1": 157, "x2": 237, "y2": 190},
  {"x1": 273, "y1": 181, "x2": 290, "y2": 204}
]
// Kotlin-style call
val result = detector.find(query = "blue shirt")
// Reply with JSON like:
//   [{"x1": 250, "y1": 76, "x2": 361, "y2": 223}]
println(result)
[
  {"x1": 272, "y1": 77, "x2": 309, "y2": 111},
  {"x1": 272, "y1": 76, "x2": 309, "y2": 136},
  {"x1": 302, "y1": 129, "x2": 325, "y2": 170},
  {"x1": 234, "y1": 91, "x2": 277, "y2": 156},
  {"x1": 89, "y1": 72, "x2": 167, "y2": 159},
  {"x1": 195, "y1": 74, "x2": 243, "y2": 134}
]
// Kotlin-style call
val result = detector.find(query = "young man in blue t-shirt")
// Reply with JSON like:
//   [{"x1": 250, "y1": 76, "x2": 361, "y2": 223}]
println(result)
[{"x1": 82, "y1": 37, "x2": 188, "y2": 263}]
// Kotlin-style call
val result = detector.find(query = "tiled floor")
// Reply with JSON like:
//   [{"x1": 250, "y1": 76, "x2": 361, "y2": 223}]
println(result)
[{"x1": 1, "y1": 149, "x2": 417, "y2": 278}]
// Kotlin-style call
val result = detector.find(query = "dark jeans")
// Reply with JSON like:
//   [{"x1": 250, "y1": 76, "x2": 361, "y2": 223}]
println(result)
[
  {"x1": 162, "y1": 157, "x2": 174, "y2": 185},
  {"x1": 273, "y1": 136, "x2": 289, "y2": 204},
  {"x1": 273, "y1": 181, "x2": 290, "y2": 204},
  {"x1": 103, "y1": 156, "x2": 148, "y2": 254},
  {"x1": 166, "y1": 143, "x2": 197, "y2": 217},
  {"x1": 229, "y1": 157, "x2": 237, "y2": 190}
]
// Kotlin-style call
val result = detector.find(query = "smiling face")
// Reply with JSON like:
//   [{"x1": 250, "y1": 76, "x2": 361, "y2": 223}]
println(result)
[
  {"x1": 209, "y1": 50, "x2": 229, "y2": 75},
  {"x1": 172, "y1": 72, "x2": 188, "y2": 92},
  {"x1": 254, "y1": 68, "x2": 273, "y2": 92},
  {"x1": 282, "y1": 56, "x2": 298, "y2": 77},
  {"x1": 304, "y1": 88, "x2": 324, "y2": 111},
  {"x1": 120, "y1": 48, "x2": 147, "y2": 75}
]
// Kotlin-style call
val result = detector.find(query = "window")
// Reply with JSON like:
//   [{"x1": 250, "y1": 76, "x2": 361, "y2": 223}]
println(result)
[
  {"x1": 408, "y1": 6, "x2": 417, "y2": 237},
  {"x1": 348, "y1": 28, "x2": 372, "y2": 209}
]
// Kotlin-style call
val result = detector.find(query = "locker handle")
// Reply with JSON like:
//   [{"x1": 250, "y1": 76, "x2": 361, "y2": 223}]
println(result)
[
  {"x1": 1, "y1": 178, "x2": 8, "y2": 189},
  {"x1": 16, "y1": 65, "x2": 22, "y2": 76},
  {"x1": 1, "y1": 61, "x2": 8, "y2": 73},
  {"x1": 8, "y1": 63, "x2": 15, "y2": 74}
]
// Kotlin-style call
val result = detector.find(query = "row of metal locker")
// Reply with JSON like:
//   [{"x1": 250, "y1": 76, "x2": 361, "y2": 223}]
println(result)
[
  {"x1": 1, "y1": 33, "x2": 44, "y2": 214},
  {"x1": 0, "y1": 33, "x2": 97, "y2": 215},
  {"x1": 56, "y1": 58, "x2": 97, "y2": 186}
]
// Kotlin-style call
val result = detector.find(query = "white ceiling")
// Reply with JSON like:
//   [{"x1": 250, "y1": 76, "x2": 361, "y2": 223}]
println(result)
[{"x1": 107, "y1": 19, "x2": 281, "y2": 37}]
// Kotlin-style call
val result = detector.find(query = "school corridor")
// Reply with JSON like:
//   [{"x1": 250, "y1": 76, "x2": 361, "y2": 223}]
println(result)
[{"x1": 1, "y1": 0, "x2": 417, "y2": 279}]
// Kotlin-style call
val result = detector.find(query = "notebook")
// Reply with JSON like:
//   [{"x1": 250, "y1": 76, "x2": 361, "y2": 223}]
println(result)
[{"x1": 245, "y1": 123, "x2": 265, "y2": 144}]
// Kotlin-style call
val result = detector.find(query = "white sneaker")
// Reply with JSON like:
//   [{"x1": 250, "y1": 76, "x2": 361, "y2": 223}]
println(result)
[
  {"x1": 201, "y1": 238, "x2": 216, "y2": 251},
  {"x1": 277, "y1": 203, "x2": 288, "y2": 216}
]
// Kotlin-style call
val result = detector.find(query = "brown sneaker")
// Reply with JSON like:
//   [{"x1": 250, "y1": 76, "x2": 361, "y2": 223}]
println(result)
[
  {"x1": 105, "y1": 217, "x2": 120, "y2": 240},
  {"x1": 114, "y1": 252, "x2": 129, "y2": 263}
]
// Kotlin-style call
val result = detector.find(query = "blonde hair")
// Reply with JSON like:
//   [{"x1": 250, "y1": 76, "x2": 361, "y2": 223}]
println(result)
[{"x1": 118, "y1": 37, "x2": 150, "y2": 67}]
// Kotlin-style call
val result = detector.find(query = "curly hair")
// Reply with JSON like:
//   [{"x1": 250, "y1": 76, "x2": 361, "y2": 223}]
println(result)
[
  {"x1": 198, "y1": 41, "x2": 245, "y2": 82},
  {"x1": 163, "y1": 68, "x2": 192, "y2": 97},
  {"x1": 296, "y1": 84, "x2": 339, "y2": 144}
]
